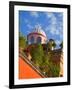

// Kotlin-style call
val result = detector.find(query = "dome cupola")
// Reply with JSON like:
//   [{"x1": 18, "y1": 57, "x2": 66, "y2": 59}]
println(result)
[
  {"x1": 27, "y1": 25, "x2": 47, "y2": 44},
  {"x1": 33, "y1": 25, "x2": 47, "y2": 38}
]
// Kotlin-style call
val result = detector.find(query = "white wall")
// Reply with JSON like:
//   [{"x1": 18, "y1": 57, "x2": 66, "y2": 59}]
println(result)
[{"x1": 0, "y1": 0, "x2": 71, "y2": 90}]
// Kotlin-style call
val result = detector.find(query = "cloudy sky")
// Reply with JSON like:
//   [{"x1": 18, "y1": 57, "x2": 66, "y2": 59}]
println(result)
[{"x1": 19, "y1": 11, "x2": 63, "y2": 48}]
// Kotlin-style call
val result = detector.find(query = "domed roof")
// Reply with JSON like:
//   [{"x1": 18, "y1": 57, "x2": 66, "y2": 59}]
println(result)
[{"x1": 32, "y1": 25, "x2": 47, "y2": 37}]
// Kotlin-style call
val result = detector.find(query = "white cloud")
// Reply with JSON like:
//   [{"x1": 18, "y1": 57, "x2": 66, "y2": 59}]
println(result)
[
  {"x1": 24, "y1": 19, "x2": 33, "y2": 29},
  {"x1": 45, "y1": 12, "x2": 58, "y2": 35},
  {"x1": 27, "y1": 24, "x2": 33, "y2": 29},
  {"x1": 56, "y1": 40, "x2": 61, "y2": 45},
  {"x1": 50, "y1": 27, "x2": 60, "y2": 35},
  {"x1": 30, "y1": 11, "x2": 39, "y2": 18},
  {"x1": 27, "y1": 30, "x2": 31, "y2": 34},
  {"x1": 45, "y1": 26, "x2": 50, "y2": 32},
  {"x1": 51, "y1": 16, "x2": 57, "y2": 26},
  {"x1": 45, "y1": 12, "x2": 63, "y2": 39},
  {"x1": 58, "y1": 13, "x2": 63, "y2": 18},
  {"x1": 45, "y1": 12, "x2": 54, "y2": 18}
]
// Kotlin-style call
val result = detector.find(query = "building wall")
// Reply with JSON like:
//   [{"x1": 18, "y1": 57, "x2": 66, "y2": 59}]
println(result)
[
  {"x1": 60, "y1": 54, "x2": 63, "y2": 76},
  {"x1": 27, "y1": 33, "x2": 47, "y2": 44},
  {"x1": 19, "y1": 57, "x2": 43, "y2": 79},
  {"x1": 51, "y1": 51, "x2": 63, "y2": 76}
]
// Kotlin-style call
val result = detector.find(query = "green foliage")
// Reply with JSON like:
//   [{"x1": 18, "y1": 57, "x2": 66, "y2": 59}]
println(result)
[
  {"x1": 39, "y1": 51, "x2": 60, "y2": 77},
  {"x1": 39, "y1": 54, "x2": 50, "y2": 76},
  {"x1": 47, "y1": 41, "x2": 53, "y2": 50},
  {"x1": 30, "y1": 44, "x2": 44, "y2": 67},
  {"x1": 52, "y1": 42, "x2": 56, "y2": 48},
  {"x1": 19, "y1": 31, "x2": 61, "y2": 77},
  {"x1": 31, "y1": 44, "x2": 60, "y2": 77},
  {"x1": 47, "y1": 39, "x2": 56, "y2": 50},
  {"x1": 47, "y1": 61, "x2": 60, "y2": 77},
  {"x1": 19, "y1": 32, "x2": 27, "y2": 49},
  {"x1": 19, "y1": 36, "x2": 60, "y2": 77}
]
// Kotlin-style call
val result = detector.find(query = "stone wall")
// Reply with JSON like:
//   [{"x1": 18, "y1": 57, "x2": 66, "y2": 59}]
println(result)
[{"x1": 51, "y1": 50, "x2": 63, "y2": 76}]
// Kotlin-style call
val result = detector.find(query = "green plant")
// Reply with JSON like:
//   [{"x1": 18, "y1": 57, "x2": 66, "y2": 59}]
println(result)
[
  {"x1": 30, "y1": 44, "x2": 44, "y2": 67},
  {"x1": 19, "y1": 32, "x2": 27, "y2": 49},
  {"x1": 40, "y1": 51, "x2": 60, "y2": 77},
  {"x1": 47, "y1": 39, "x2": 56, "y2": 50},
  {"x1": 49, "y1": 62, "x2": 60, "y2": 77}
]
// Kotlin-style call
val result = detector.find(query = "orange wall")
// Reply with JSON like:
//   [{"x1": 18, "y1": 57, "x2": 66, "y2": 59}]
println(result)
[{"x1": 19, "y1": 57, "x2": 42, "y2": 79}]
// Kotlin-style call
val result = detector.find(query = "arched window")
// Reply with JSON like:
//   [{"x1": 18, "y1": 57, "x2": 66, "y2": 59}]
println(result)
[
  {"x1": 37, "y1": 37, "x2": 41, "y2": 43},
  {"x1": 30, "y1": 36, "x2": 34, "y2": 44}
]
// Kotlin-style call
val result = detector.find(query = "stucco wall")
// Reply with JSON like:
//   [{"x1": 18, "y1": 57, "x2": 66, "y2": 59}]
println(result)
[
  {"x1": 27, "y1": 33, "x2": 47, "y2": 44},
  {"x1": 19, "y1": 57, "x2": 43, "y2": 79},
  {"x1": 51, "y1": 51, "x2": 63, "y2": 76}
]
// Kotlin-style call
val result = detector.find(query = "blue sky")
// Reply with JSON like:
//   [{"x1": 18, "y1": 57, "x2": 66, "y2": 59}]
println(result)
[{"x1": 19, "y1": 11, "x2": 63, "y2": 48}]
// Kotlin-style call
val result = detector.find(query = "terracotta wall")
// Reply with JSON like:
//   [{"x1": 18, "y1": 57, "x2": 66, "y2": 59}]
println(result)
[{"x1": 19, "y1": 57, "x2": 43, "y2": 79}]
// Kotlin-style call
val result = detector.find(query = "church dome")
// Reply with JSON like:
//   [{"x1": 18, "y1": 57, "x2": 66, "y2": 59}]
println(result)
[
  {"x1": 27, "y1": 25, "x2": 47, "y2": 44},
  {"x1": 32, "y1": 25, "x2": 47, "y2": 37}
]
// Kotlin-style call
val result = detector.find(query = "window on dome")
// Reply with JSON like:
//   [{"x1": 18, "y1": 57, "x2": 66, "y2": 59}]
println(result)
[
  {"x1": 30, "y1": 36, "x2": 34, "y2": 44},
  {"x1": 37, "y1": 37, "x2": 41, "y2": 44}
]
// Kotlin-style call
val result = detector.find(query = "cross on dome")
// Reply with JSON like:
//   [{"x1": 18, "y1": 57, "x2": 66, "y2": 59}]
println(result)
[{"x1": 35, "y1": 24, "x2": 42, "y2": 31}]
